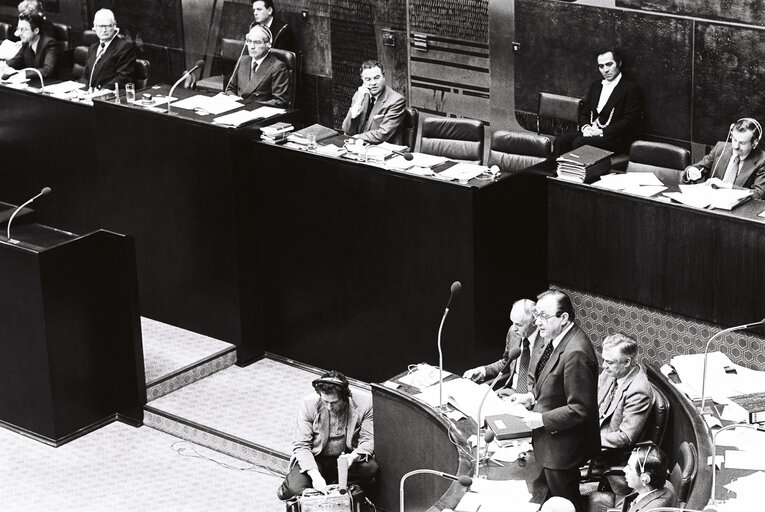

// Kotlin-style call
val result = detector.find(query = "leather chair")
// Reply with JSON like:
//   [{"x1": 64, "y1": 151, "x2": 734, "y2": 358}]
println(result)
[
  {"x1": 269, "y1": 47, "x2": 297, "y2": 109},
  {"x1": 80, "y1": 30, "x2": 99, "y2": 48},
  {"x1": 538, "y1": 91, "x2": 582, "y2": 134},
  {"x1": 402, "y1": 107, "x2": 419, "y2": 152},
  {"x1": 488, "y1": 130, "x2": 552, "y2": 173},
  {"x1": 0, "y1": 21, "x2": 10, "y2": 41},
  {"x1": 420, "y1": 116, "x2": 484, "y2": 164},
  {"x1": 50, "y1": 22, "x2": 72, "y2": 51},
  {"x1": 625, "y1": 140, "x2": 691, "y2": 185},
  {"x1": 133, "y1": 58, "x2": 151, "y2": 89},
  {"x1": 70, "y1": 45, "x2": 88, "y2": 81}
]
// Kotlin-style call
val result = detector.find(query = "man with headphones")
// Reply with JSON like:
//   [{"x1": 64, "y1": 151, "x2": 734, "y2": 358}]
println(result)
[
  {"x1": 276, "y1": 370, "x2": 378, "y2": 503},
  {"x1": 226, "y1": 24, "x2": 290, "y2": 107},
  {"x1": 618, "y1": 442, "x2": 676, "y2": 511},
  {"x1": 683, "y1": 117, "x2": 765, "y2": 199},
  {"x1": 78, "y1": 9, "x2": 135, "y2": 91}
]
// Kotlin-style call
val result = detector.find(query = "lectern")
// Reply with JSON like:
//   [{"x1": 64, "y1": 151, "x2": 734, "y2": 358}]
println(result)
[{"x1": 0, "y1": 216, "x2": 145, "y2": 446}]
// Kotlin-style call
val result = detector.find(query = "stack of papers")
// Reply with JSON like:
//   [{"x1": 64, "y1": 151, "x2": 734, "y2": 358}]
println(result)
[
  {"x1": 670, "y1": 351, "x2": 765, "y2": 401},
  {"x1": 212, "y1": 105, "x2": 285, "y2": 127},
  {"x1": 414, "y1": 378, "x2": 529, "y2": 423},
  {"x1": 592, "y1": 172, "x2": 667, "y2": 197},
  {"x1": 664, "y1": 184, "x2": 752, "y2": 210},
  {"x1": 387, "y1": 152, "x2": 448, "y2": 170},
  {"x1": 171, "y1": 93, "x2": 244, "y2": 115},
  {"x1": 556, "y1": 145, "x2": 613, "y2": 183},
  {"x1": 437, "y1": 162, "x2": 488, "y2": 182},
  {"x1": 44, "y1": 81, "x2": 85, "y2": 97}
]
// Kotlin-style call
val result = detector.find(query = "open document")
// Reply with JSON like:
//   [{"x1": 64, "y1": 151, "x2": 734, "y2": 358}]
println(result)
[
  {"x1": 414, "y1": 378, "x2": 530, "y2": 423},
  {"x1": 592, "y1": 172, "x2": 667, "y2": 197},
  {"x1": 664, "y1": 183, "x2": 752, "y2": 210}
]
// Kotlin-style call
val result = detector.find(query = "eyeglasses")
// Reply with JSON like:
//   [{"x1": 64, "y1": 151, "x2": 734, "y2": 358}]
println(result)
[
  {"x1": 533, "y1": 310, "x2": 562, "y2": 321},
  {"x1": 16, "y1": 26, "x2": 32, "y2": 32},
  {"x1": 246, "y1": 39, "x2": 268, "y2": 45},
  {"x1": 93, "y1": 24, "x2": 115, "y2": 30}
]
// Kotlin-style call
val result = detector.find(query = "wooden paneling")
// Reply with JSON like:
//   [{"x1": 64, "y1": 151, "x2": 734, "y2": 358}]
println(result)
[
  {"x1": 617, "y1": 0, "x2": 765, "y2": 26},
  {"x1": 112, "y1": 0, "x2": 183, "y2": 48}
]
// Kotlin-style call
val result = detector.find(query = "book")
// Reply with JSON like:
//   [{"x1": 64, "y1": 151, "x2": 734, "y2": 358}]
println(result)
[
  {"x1": 728, "y1": 392, "x2": 765, "y2": 423},
  {"x1": 287, "y1": 123, "x2": 338, "y2": 144},
  {"x1": 485, "y1": 413, "x2": 532, "y2": 440},
  {"x1": 556, "y1": 145, "x2": 614, "y2": 184},
  {"x1": 261, "y1": 122, "x2": 294, "y2": 136}
]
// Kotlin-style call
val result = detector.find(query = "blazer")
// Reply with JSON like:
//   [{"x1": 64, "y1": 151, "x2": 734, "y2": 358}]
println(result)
[
  {"x1": 529, "y1": 324, "x2": 601, "y2": 470},
  {"x1": 291, "y1": 392, "x2": 374, "y2": 473},
  {"x1": 620, "y1": 482, "x2": 677, "y2": 512},
  {"x1": 342, "y1": 85, "x2": 406, "y2": 145},
  {"x1": 598, "y1": 364, "x2": 654, "y2": 450},
  {"x1": 682, "y1": 142, "x2": 765, "y2": 199},
  {"x1": 79, "y1": 36, "x2": 136, "y2": 90},
  {"x1": 226, "y1": 52, "x2": 290, "y2": 107},
  {"x1": 483, "y1": 328, "x2": 542, "y2": 391},
  {"x1": 250, "y1": 17, "x2": 296, "y2": 53},
  {"x1": 580, "y1": 77, "x2": 643, "y2": 153},
  {"x1": 6, "y1": 34, "x2": 59, "y2": 79}
]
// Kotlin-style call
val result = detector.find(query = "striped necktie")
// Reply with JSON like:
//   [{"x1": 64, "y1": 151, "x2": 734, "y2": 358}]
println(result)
[
  {"x1": 722, "y1": 155, "x2": 740, "y2": 184},
  {"x1": 515, "y1": 338, "x2": 531, "y2": 393},
  {"x1": 534, "y1": 341, "x2": 553, "y2": 381}
]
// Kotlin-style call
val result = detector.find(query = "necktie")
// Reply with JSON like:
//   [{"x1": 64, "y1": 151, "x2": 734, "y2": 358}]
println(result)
[
  {"x1": 96, "y1": 42, "x2": 106, "y2": 60},
  {"x1": 362, "y1": 95, "x2": 376, "y2": 130},
  {"x1": 251, "y1": 60, "x2": 259, "y2": 79},
  {"x1": 535, "y1": 341, "x2": 553, "y2": 381},
  {"x1": 722, "y1": 155, "x2": 740, "y2": 184},
  {"x1": 515, "y1": 338, "x2": 530, "y2": 393},
  {"x1": 600, "y1": 380, "x2": 618, "y2": 416},
  {"x1": 89, "y1": 43, "x2": 107, "y2": 89}
]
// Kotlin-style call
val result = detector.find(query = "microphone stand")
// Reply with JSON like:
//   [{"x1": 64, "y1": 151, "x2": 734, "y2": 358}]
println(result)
[
  {"x1": 399, "y1": 469, "x2": 472, "y2": 512},
  {"x1": 6, "y1": 187, "x2": 51, "y2": 243},
  {"x1": 167, "y1": 61, "x2": 203, "y2": 114},
  {"x1": 438, "y1": 281, "x2": 461, "y2": 411},
  {"x1": 12, "y1": 67, "x2": 45, "y2": 93}
]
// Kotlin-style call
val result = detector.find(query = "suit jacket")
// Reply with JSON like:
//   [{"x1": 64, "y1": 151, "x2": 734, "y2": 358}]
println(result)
[
  {"x1": 682, "y1": 142, "x2": 765, "y2": 199},
  {"x1": 6, "y1": 34, "x2": 59, "y2": 79},
  {"x1": 580, "y1": 77, "x2": 643, "y2": 153},
  {"x1": 226, "y1": 52, "x2": 290, "y2": 107},
  {"x1": 529, "y1": 324, "x2": 600, "y2": 470},
  {"x1": 483, "y1": 328, "x2": 542, "y2": 391},
  {"x1": 250, "y1": 17, "x2": 296, "y2": 53},
  {"x1": 79, "y1": 36, "x2": 136, "y2": 90},
  {"x1": 291, "y1": 392, "x2": 374, "y2": 473},
  {"x1": 342, "y1": 85, "x2": 406, "y2": 145},
  {"x1": 598, "y1": 365, "x2": 653, "y2": 449},
  {"x1": 621, "y1": 482, "x2": 677, "y2": 512}
]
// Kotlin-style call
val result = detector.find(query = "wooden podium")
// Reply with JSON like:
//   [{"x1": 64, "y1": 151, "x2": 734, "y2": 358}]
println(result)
[{"x1": 0, "y1": 214, "x2": 145, "y2": 446}]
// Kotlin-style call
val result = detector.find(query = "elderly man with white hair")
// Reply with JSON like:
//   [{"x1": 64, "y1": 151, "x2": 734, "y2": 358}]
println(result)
[{"x1": 79, "y1": 8, "x2": 135, "y2": 91}]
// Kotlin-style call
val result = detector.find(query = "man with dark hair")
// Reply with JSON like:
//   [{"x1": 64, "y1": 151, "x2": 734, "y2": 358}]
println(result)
[
  {"x1": 250, "y1": 0, "x2": 295, "y2": 52},
  {"x1": 3, "y1": 12, "x2": 58, "y2": 82},
  {"x1": 682, "y1": 117, "x2": 765, "y2": 199},
  {"x1": 79, "y1": 8, "x2": 135, "y2": 90},
  {"x1": 554, "y1": 48, "x2": 643, "y2": 157},
  {"x1": 342, "y1": 59, "x2": 406, "y2": 145},
  {"x1": 620, "y1": 443, "x2": 676, "y2": 511},
  {"x1": 277, "y1": 370, "x2": 378, "y2": 502},
  {"x1": 512, "y1": 289, "x2": 600, "y2": 512},
  {"x1": 226, "y1": 24, "x2": 290, "y2": 106}
]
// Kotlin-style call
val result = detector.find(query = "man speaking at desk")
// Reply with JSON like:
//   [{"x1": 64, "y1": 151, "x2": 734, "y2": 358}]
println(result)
[
  {"x1": 226, "y1": 24, "x2": 290, "y2": 107},
  {"x1": 682, "y1": 117, "x2": 765, "y2": 199},
  {"x1": 3, "y1": 13, "x2": 59, "y2": 83},
  {"x1": 79, "y1": 9, "x2": 135, "y2": 91},
  {"x1": 512, "y1": 290, "x2": 600, "y2": 512},
  {"x1": 342, "y1": 60, "x2": 406, "y2": 145}
]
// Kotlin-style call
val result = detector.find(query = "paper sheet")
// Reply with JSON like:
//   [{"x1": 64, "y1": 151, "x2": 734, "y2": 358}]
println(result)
[
  {"x1": 438, "y1": 162, "x2": 488, "y2": 181},
  {"x1": 725, "y1": 450, "x2": 765, "y2": 470},
  {"x1": 43, "y1": 80, "x2": 86, "y2": 96},
  {"x1": 0, "y1": 39, "x2": 21, "y2": 60},
  {"x1": 212, "y1": 108, "x2": 264, "y2": 127},
  {"x1": 171, "y1": 93, "x2": 244, "y2": 115}
]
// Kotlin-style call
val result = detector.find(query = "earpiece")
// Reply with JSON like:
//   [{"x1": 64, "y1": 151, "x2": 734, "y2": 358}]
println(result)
[
  {"x1": 640, "y1": 472, "x2": 651, "y2": 485},
  {"x1": 636, "y1": 443, "x2": 654, "y2": 486},
  {"x1": 312, "y1": 375, "x2": 351, "y2": 398}
]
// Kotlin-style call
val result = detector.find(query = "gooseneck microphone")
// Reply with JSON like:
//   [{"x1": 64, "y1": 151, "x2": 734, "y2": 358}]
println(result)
[
  {"x1": 6, "y1": 187, "x2": 52, "y2": 243},
  {"x1": 438, "y1": 281, "x2": 462, "y2": 410},
  {"x1": 224, "y1": 43, "x2": 249, "y2": 94},
  {"x1": 8, "y1": 67, "x2": 45, "y2": 93},
  {"x1": 474, "y1": 347, "x2": 522, "y2": 478},
  {"x1": 392, "y1": 149, "x2": 414, "y2": 161},
  {"x1": 167, "y1": 59, "x2": 205, "y2": 114},
  {"x1": 399, "y1": 469, "x2": 472, "y2": 512}
]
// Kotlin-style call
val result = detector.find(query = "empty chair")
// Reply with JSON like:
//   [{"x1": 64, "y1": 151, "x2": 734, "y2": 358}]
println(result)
[
  {"x1": 538, "y1": 91, "x2": 582, "y2": 134},
  {"x1": 419, "y1": 116, "x2": 484, "y2": 163},
  {"x1": 625, "y1": 140, "x2": 691, "y2": 185},
  {"x1": 70, "y1": 45, "x2": 88, "y2": 80},
  {"x1": 402, "y1": 107, "x2": 419, "y2": 152},
  {"x1": 80, "y1": 29, "x2": 98, "y2": 47},
  {"x1": 268, "y1": 48, "x2": 297, "y2": 109},
  {"x1": 488, "y1": 130, "x2": 552, "y2": 173},
  {"x1": 196, "y1": 38, "x2": 246, "y2": 93},
  {"x1": 133, "y1": 58, "x2": 150, "y2": 89},
  {"x1": 669, "y1": 441, "x2": 697, "y2": 508},
  {"x1": 50, "y1": 22, "x2": 72, "y2": 51},
  {"x1": 0, "y1": 21, "x2": 10, "y2": 41}
]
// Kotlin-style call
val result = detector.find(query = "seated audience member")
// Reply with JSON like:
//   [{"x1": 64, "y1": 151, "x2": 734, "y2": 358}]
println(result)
[
  {"x1": 541, "y1": 497, "x2": 576, "y2": 512},
  {"x1": 682, "y1": 117, "x2": 765, "y2": 199},
  {"x1": 619, "y1": 443, "x2": 676, "y2": 511},
  {"x1": 277, "y1": 371, "x2": 378, "y2": 502},
  {"x1": 463, "y1": 299, "x2": 541, "y2": 395},
  {"x1": 342, "y1": 59, "x2": 406, "y2": 145},
  {"x1": 2, "y1": 13, "x2": 58, "y2": 82},
  {"x1": 226, "y1": 24, "x2": 290, "y2": 107},
  {"x1": 249, "y1": 0, "x2": 295, "y2": 53},
  {"x1": 554, "y1": 48, "x2": 642, "y2": 157},
  {"x1": 79, "y1": 9, "x2": 135, "y2": 91}
]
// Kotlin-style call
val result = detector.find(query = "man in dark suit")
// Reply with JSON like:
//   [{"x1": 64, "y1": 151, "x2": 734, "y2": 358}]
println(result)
[
  {"x1": 554, "y1": 48, "x2": 643, "y2": 157},
  {"x1": 463, "y1": 299, "x2": 543, "y2": 395},
  {"x1": 226, "y1": 24, "x2": 290, "y2": 107},
  {"x1": 620, "y1": 443, "x2": 677, "y2": 511},
  {"x1": 3, "y1": 13, "x2": 58, "y2": 82},
  {"x1": 682, "y1": 117, "x2": 765, "y2": 199},
  {"x1": 79, "y1": 9, "x2": 135, "y2": 91},
  {"x1": 250, "y1": 0, "x2": 295, "y2": 53},
  {"x1": 342, "y1": 59, "x2": 406, "y2": 145},
  {"x1": 512, "y1": 289, "x2": 600, "y2": 512}
]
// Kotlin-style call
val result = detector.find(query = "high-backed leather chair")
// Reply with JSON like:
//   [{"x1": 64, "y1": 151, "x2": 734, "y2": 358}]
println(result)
[
  {"x1": 538, "y1": 91, "x2": 582, "y2": 134},
  {"x1": 269, "y1": 47, "x2": 297, "y2": 109},
  {"x1": 133, "y1": 58, "x2": 151, "y2": 89},
  {"x1": 625, "y1": 140, "x2": 691, "y2": 185},
  {"x1": 420, "y1": 117, "x2": 484, "y2": 164},
  {"x1": 80, "y1": 30, "x2": 99, "y2": 48},
  {"x1": 50, "y1": 22, "x2": 72, "y2": 51},
  {"x1": 196, "y1": 38, "x2": 245, "y2": 93},
  {"x1": 402, "y1": 107, "x2": 419, "y2": 152},
  {"x1": 488, "y1": 130, "x2": 552, "y2": 173},
  {"x1": 0, "y1": 21, "x2": 10, "y2": 41},
  {"x1": 70, "y1": 45, "x2": 88, "y2": 81}
]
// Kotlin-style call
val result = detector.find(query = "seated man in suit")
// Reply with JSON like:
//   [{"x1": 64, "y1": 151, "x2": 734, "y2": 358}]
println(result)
[
  {"x1": 620, "y1": 442, "x2": 676, "y2": 511},
  {"x1": 682, "y1": 117, "x2": 765, "y2": 199},
  {"x1": 79, "y1": 9, "x2": 135, "y2": 91},
  {"x1": 250, "y1": 0, "x2": 295, "y2": 53},
  {"x1": 554, "y1": 48, "x2": 642, "y2": 157},
  {"x1": 342, "y1": 60, "x2": 406, "y2": 145},
  {"x1": 2, "y1": 13, "x2": 58, "y2": 82},
  {"x1": 276, "y1": 371, "x2": 378, "y2": 502},
  {"x1": 463, "y1": 299, "x2": 542, "y2": 396},
  {"x1": 226, "y1": 24, "x2": 290, "y2": 107}
]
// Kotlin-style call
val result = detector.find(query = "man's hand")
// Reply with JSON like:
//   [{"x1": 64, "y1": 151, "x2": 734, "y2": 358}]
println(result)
[
  {"x1": 308, "y1": 469, "x2": 328, "y2": 493},
  {"x1": 582, "y1": 124, "x2": 603, "y2": 137},
  {"x1": 706, "y1": 177, "x2": 732, "y2": 189},
  {"x1": 686, "y1": 166, "x2": 702, "y2": 181},
  {"x1": 509, "y1": 392, "x2": 534, "y2": 408},
  {"x1": 497, "y1": 388, "x2": 516, "y2": 398},
  {"x1": 350, "y1": 85, "x2": 370, "y2": 119},
  {"x1": 523, "y1": 411, "x2": 544, "y2": 430},
  {"x1": 463, "y1": 367, "x2": 485, "y2": 382},
  {"x1": 341, "y1": 452, "x2": 360, "y2": 468}
]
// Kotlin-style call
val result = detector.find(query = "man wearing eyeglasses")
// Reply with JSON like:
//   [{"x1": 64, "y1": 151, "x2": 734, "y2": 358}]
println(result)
[
  {"x1": 3, "y1": 13, "x2": 58, "y2": 83},
  {"x1": 226, "y1": 24, "x2": 290, "y2": 107},
  {"x1": 79, "y1": 9, "x2": 135, "y2": 91},
  {"x1": 511, "y1": 289, "x2": 599, "y2": 512}
]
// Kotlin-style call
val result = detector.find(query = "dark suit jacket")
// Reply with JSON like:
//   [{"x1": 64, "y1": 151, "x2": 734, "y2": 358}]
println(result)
[
  {"x1": 6, "y1": 34, "x2": 59, "y2": 79},
  {"x1": 621, "y1": 482, "x2": 677, "y2": 512},
  {"x1": 342, "y1": 85, "x2": 406, "y2": 145},
  {"x1": 682, "y1": 142, "x2": 765, "y2": 199},
  {"x1": 580, "y1": 77, "x2": 643, "y2": 153},
  {"x1": 483, "y1": 329, "x2": 542, "y2": 391},
  {"x1": 79, "y1": 36, "x2": 136, "y2": 90},
  {"x1": 598, "y1": 365, "x2": 653, "y2": 450},
  {"x1": 250, "y1": 17, "x2": 296, "y2": 53},
  {"x1": 226, "y1": 52, "x2": 290, "y2": 107},
  {"x1": 529, "y1": 324, "x2": 600, "y2": 470}
]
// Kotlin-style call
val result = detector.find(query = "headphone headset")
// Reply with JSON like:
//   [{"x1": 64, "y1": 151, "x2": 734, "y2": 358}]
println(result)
[
  {"x1": 312, "y1": 375, "x2": 351, "y2": 398},
  {"x1": 635, "y1": 443, "x2": 654, "y2": 486}
]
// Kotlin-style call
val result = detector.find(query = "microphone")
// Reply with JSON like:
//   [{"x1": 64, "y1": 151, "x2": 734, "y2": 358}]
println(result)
[
  {"x1": 167, "y1": 59, "x2": 206, "y2": 114},
  {"x1": 438, "y1": 280, "x2": 463, "y2": 411},
  {"x1": 224, "y1": 42, "x2": 249, "y2": 94},
  {"x1": 392, "y1": 149, "x2": 414, "y2": 161},
  {"x1": 399, "y1": 469, "x2": 472, "y2": 512},
  {"x1": 474, "y1": 347, "x2": 522, "y2": 478},
  {"x1": 6, "y1": 187, "x2": 52, "y2": 243},
  {"x1": 8, "y1": 68, "x2": 45, "y2": 93},
  {"x1": 700, "y1": 318, "x2": 765, "y2": 413}
]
